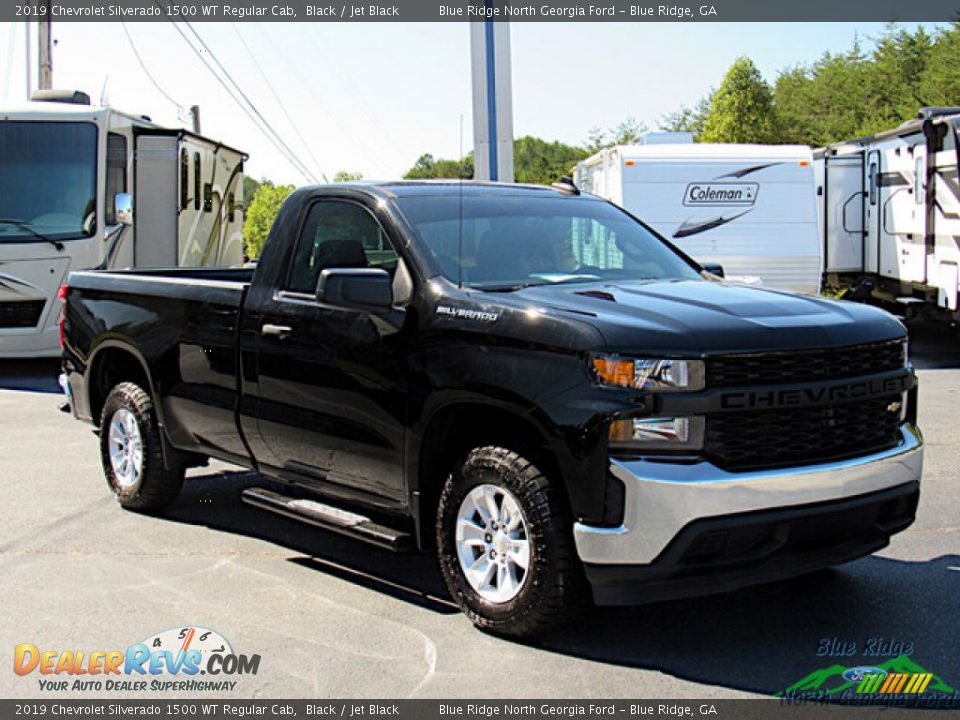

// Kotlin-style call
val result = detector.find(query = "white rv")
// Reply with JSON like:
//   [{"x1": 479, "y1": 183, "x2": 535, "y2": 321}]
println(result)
[
  {"x1": 815, "y1": 107, "x2": 960, "y2": 320},
  {"x1": 0, "y1": 91, "x2": 247, "y2": 357},
  {"x1": 573, "y1": 139, "x2": 822, "y2": 294}
]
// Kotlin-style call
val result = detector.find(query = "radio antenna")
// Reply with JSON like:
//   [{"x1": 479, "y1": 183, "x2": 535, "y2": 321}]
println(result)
[{"x1": 458, "y1": 113, "x2": 464, "y2": 289}]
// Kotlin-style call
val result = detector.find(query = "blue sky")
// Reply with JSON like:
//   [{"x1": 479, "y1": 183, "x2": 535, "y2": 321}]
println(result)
[{"x1": 0, "y1": 21, "x2": 942, "y2": 183}]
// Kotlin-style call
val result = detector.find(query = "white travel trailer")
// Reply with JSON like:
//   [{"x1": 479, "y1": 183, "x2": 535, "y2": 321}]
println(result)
[
  {"x1": 0, "y1": 91, "x2": 247, "y2": 357},
  {"x1": 815, "y1": 107, "x2": 960, "y2": 319},
  {"x1": 573, "y1": 139, "x2": 822, "y2": 294}
]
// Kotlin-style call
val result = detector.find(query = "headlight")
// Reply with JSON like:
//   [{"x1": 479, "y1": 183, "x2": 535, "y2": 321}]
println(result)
[
  {"x1": 592, "y1": 356, "x2": 705, "y2": 393},
  {"x1": 609, "y1": 416, "x2": 705, "y2": 451}
]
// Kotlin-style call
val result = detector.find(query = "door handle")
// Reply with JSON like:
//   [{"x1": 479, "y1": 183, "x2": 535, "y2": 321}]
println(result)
[{"x1": 261, "y1": 323, "x2": 293, "y2": 338}]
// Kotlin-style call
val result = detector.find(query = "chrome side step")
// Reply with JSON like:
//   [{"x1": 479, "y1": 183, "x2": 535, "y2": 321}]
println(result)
[{"x1": 241, "y1": 487, "x2": 413, "y2": 551}]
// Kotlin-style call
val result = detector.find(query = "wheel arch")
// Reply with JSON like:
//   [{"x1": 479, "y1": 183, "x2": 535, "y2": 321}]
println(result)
[
  {"x1": 85, "y1": 340, "x2": 159, "y2": 427},
  {"x1": 412, "y1": 398, "x2": 566, "y2": 551}
]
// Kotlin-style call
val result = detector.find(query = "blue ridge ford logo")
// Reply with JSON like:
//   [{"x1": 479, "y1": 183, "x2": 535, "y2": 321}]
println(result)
[{"x1": 683, "y1": 182, "x2": 759, "y2": 207}]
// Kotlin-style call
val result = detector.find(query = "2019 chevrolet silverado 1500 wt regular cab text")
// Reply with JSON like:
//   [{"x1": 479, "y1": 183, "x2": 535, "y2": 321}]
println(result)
[{"x1": 61, "y1": 181, "x2": 923, "y2": 637}]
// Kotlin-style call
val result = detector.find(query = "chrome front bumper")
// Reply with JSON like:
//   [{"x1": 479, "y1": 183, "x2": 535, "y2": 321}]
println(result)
[{"x1": 574, "y1": 425, "x2": 923, "y2": 565}]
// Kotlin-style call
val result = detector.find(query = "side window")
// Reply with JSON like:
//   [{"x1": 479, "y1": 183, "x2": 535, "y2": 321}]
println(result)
[
  {"x1": 228, "y1": 192, "x2": 236, "y2": 222},
  {"x1": 868, "y1": 162, "x2": 878, "y2": 206},
  {"x1": 180, "y1": 149, "x2": 189, "y2": 211},
  {"x1": 193, "y1": 152, "x2": 201, "y2": 211},
  {"x1": 914, "y1": 155, "x2": 924, "y2": 205},
  {"x1": 287, "y1": 201, "x2": 398, "y2": 294},
  {"x1": 105, "y1": 133, "x2": 127, "y2": 225},
  {"x1": 203, "y1": 183, "x2": 213, "y2": 213}
]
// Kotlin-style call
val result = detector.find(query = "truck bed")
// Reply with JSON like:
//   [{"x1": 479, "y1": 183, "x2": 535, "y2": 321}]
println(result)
[{"x1": 64, "y1": 266, "x2": 253, "y2": 461}]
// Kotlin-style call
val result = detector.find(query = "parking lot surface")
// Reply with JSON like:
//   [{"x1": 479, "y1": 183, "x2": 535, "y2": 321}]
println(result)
[{"x1": 1, "y1": 324, "x2": 957, "y2": 700}]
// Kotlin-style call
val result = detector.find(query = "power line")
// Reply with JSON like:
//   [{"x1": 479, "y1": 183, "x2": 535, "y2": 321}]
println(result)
[
  {"x1": 119, "y1": 22, "x2": 184, "y2": 111},
  {"x1": 161, "y1": 17, "x2": 318, "y2": 184},
  {"x1": 230, "y1": 23, "x2": 328, "y2": 183},
  {"x1": 180, "y1": 21, "x2": 320, "y2": 184},
  {"x1": 255, "y1": 26, "x2": 395, "y2": 170}
]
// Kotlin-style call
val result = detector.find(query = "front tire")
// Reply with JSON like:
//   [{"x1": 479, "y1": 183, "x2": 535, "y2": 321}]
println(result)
[
  {"x1": 99, "y1": 382, "x2": 184, "y2": 511},
  {"x1": 436, "y1": 446, "x2": 587, "y2": 638}
]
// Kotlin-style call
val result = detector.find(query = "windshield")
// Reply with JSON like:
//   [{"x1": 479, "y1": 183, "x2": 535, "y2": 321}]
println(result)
[
  {"x1": 396, "y1": 194, "x2": 702, "y2": 290},
  {"x1": 0, "y1": 121, "x2": 98, "y2": 243}
]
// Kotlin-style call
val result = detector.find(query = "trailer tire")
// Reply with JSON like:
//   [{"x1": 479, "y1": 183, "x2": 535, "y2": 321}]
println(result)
[
  {"x1": 436, "y1": 446, "x2": 588, "y2": 638},
  {"x1": 99, "y1": 382, "x2": 184, "y2": 512}
]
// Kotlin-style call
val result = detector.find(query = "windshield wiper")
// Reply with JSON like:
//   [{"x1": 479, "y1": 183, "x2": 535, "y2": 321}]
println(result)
[{"x1": 0, "y1": 219, "x2": 64, "y2": 251}]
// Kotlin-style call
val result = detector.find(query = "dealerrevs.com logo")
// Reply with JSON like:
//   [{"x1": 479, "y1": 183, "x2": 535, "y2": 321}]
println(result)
[{"x1": 14, "y1": 626, "x2": 261, "y2": 692}]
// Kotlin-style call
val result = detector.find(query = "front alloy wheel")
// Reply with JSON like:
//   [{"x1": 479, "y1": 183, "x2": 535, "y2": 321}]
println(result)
[
  {"x1": 455, "y1": 483, "x2": 531, "y2": 604},
  {"x1": 436, "y1": 446, "x2": 588, "y2": 638}
]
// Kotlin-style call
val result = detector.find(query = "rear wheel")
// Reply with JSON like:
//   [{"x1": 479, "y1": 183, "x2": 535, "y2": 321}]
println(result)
[
  {"x1": 436, "y1": 446, "x2": 588, "y2": 638},
  {"x1": 99, "y1": 382, "x2": 184, "y2": 511}
]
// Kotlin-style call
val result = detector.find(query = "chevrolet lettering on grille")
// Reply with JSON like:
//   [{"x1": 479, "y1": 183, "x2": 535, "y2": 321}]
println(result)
[{"x1": 719, "y1": 375, "x2": 911, "y2": 410}]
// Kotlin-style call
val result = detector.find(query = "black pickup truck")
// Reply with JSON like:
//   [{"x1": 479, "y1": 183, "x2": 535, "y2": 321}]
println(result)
[{"x1": 61, "y1": 181, "x2": 923, "y2": 637}]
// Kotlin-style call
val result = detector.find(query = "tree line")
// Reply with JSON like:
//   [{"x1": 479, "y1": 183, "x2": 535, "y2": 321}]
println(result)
[
  {"x1": 243, "y1": 22, "x2": 958, "y2": 257},
  {"x1": 403, "y1": 21, "x2": 960, "y2": 178}
]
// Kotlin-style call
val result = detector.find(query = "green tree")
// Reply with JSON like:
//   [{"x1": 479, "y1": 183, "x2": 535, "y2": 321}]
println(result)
[
  {"x1": 243, "y1": 181, "x2": 295, "y2": 259},
  {"x1": 774, "y1": 44, "x2": 875, "y2": 145},
  {"x1": 333, "y1": 170, "x2": 364, "y2": 182},
  {"x1": 862, "y1": 23, "x2": 933, "y2": 133},
  {"x1": 918, "y1": 22, "x2": 960, "y2": 106},
  {"x1": 659, "y1": 95, "x2": 712, "y2": 139},
  {"x1": 403, "y1": 138, "x2": 585, "y2": 185},
  {"x1": 242, "y1": 176, "x2": 262, "y2": 208},
  {"x1": 403, "y1": 152, "x2": 473, "y2": 179},
  {"x1": 584, "y1": 116, "x2": 650, "y2": 152},
  {"x1": 701, "y1": 56, "x2": 778, "y2": 143},
  {"x1": 513, "y1": 136, "x2": 589, "y2": 184}
]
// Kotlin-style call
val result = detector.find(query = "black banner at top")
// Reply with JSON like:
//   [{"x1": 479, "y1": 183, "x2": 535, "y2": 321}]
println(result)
[{"x1": 5, "y1": 0, "x2": 960, "y2": 22}]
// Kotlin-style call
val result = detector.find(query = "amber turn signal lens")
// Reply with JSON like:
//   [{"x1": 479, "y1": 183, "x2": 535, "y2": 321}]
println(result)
[
  {"x1": 608, "y1": 419, "x2": 634, "y2": 442},
  {"x1": 593, "y1": 357, "x2": 634, "y2": 387}
]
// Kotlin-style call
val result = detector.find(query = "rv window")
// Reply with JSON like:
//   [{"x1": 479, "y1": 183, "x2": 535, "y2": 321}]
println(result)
[
  {"x1": 915, "y1": 156, "x2": 924, "y2": 204},
  {"x1": 0, "y1": 120, "x2": 97, "y2": 242},
  {"x1": 105, "y1": 133, "x2": 127, "y2": 225},
  {"x1": 193, "y1": 152, "x2": 201, "y2": 211},
  {"x1": 203, "y1": 183, "x2": 213, "y2": 213},
  {"x1": 180, "y1": 149, "x2": 189, "y2": 211},
  {"x1": 869, "y1": 163, "x2": 878, "y2": 206},
  {"x1": 228, "y1": 193, "x2": 236, "y2": 222}
]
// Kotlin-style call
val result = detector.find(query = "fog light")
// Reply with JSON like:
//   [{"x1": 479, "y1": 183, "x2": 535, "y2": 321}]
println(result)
[{"x1": 609, "y1": 416, "x2": 704, "y2": 451}]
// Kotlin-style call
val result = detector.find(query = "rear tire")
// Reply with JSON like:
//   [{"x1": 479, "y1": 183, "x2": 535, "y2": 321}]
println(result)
[
  {"x1": 99, "y1": 382, "x2": 184, "y2": 511},
  {"x1": 436, "y1": 446, "x2": 588, "y2": 638}
]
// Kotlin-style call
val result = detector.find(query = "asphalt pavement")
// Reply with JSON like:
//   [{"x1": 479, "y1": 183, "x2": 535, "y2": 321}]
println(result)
[{"x1": 0, "y1": 323, "x2": 957, "y2": 700}]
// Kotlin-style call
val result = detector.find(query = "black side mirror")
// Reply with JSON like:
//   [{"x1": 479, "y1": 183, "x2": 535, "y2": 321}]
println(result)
[
  {"x1": 317, "y1": 268, "x2": 393, "y2": 314},
  {"x1": 701, "y1": 263, "x2": 725, "y2": 278}
]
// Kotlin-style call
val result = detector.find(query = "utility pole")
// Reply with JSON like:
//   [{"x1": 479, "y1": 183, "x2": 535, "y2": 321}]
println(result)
[
  {"x1": 38, "y1": 1, "x2": 53, "y2": 90},
  {"x1": 24, "y1": 21, "x2": 31, "y2": 99}
]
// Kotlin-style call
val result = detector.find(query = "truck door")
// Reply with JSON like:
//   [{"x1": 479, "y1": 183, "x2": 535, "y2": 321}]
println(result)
[{"x1": 250, "y1": 198, "x2": 407, "y2": 508}]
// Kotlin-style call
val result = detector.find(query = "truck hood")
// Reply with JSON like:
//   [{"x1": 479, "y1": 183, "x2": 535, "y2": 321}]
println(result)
[{"x1": 504, "y1": 279, "x2": 906, "y2": 355}]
